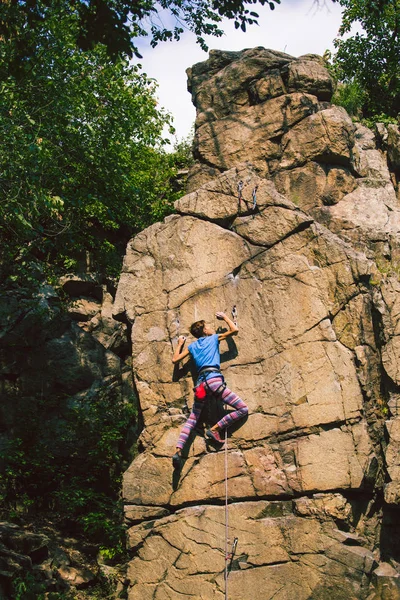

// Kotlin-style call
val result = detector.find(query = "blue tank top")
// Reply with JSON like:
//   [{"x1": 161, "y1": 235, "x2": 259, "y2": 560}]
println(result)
[{"x1": 188, "y1": 334, "x2": 220, "y2": 380}]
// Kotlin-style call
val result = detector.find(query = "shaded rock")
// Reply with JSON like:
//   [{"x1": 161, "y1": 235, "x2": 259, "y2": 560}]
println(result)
[
  {"x1": 124, "y1": 505, "x2": 170, "y2": 524},
  {"x1": 370, "y1": 562, "x2": 400, "y2": 600},
  {"x1": 388, "y1": 124, "x2": 400, "y2": 173},
  {"x1": 284, "y1": 55, "x2": 335, "y2": 100},
  {"x1": 323, "y1": 166, "x2": 356, "y2": 205},
  {"x1": 176, "y1": 165, "x2": 293, "y2": 222},
  {"x1": 274, "y1": 162, "x2": 356, "y2": 211},
  {"x1": 249, "y1": 68, "x2": 286, "y2": 103},
  {"x1": 0, "y1": 522, "x2": 100, "y2": 596},
  {"x1": 294, "y1": 493, "x2": 352, "y2": 522},
  {"x1": 318, "y1": 181, "x2": 400, "y2": 252},
  {"x1": 194, "y1": 92, "x2": 319, "y2": 172},
  {"x1": 384, "y1": 418, "x2": 400, "y2": 504},
  {"x1": 0, "y1": 542, "x2": 32, "y2": 577},
  {"x1": 375, "y1": 122, "x2": 388, "y2": 147},
  {"x1": 67, "y1": 297, "x2": 101, "y2": 322},
  {"x1": 82, "y1": 290, "x2": 129, "y2": 357},
  {"x1": 188, "y1": 47, "x2": 293, "y2": 118},
  {"x1": 57, "y1": 566, "x2": 96, "y2": 589},
  {"x1": 59, "y1": 273, "x2": 103, "y2": 300},
  {"x1": 0, "y1": 523, "x2": 49, "y2": 563},
  {"x1": 333, "y1": 529, "x2": 368, "y2": 546},
  {"x1": 39, "y1": 322, "x2": 120, "y2": 395},
  {"x1": 279, "y1": 106, "x2": 355, "y2": 169},
  {"x1": 0, "y1": 287, "x2": 62, "y2": 348}
]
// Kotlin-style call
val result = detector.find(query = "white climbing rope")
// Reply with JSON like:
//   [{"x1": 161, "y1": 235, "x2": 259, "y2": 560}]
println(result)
[
  {"x1": 224, "y1": 429, "x2": 238, "y2": 598},
  {"x1": 224, "y1": 427, "x2": 229, "y2": 599}
]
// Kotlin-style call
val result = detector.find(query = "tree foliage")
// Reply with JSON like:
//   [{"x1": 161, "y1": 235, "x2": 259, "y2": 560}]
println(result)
[
  {"x1": 0, "y1": 0, "x2": 281, "y2": 63},
  {"x1": 332, "y1": 0, "x2": 400, "y2": 118},
  {"x1": 0, "y1": 5, "x2": 183, "y2": 286},
  {"x1": 0, "y1": 368, "x2": 137, "y2": 553}
]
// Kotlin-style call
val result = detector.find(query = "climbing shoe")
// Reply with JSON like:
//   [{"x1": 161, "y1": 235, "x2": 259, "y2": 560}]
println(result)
[
  {"x1": 206, "y1": 429, "x2": 224, "y2": 445},
  {"x1": 172, "y1": 452, "x2": 182, "y2": 470}
]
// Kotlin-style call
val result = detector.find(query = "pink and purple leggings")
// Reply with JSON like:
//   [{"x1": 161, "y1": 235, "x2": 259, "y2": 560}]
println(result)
[{"x1": 176, "y1": 376, "x2": 248, "y2": 450}]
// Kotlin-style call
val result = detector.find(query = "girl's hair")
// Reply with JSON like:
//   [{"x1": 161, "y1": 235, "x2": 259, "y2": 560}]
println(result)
[{"x1": 190, "y1": 320, "x2": 205, "y2": 339}]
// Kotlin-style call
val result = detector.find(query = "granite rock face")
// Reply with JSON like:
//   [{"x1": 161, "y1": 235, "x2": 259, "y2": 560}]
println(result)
[{"x1": 114, "y1": 49, "x2": 400, "y2": 599}]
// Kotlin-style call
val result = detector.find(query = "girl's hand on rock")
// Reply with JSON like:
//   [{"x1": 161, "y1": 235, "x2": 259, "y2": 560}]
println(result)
[{"x1": 216, "y1": 312, "x2": 226, "y2": 320}]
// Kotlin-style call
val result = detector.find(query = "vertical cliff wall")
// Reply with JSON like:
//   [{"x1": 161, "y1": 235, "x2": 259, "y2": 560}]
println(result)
[{"x1": 114, "y1": 48, "x2": 400, "y2": 599}]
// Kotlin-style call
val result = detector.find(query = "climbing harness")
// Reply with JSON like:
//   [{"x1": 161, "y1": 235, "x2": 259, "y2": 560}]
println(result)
[
  {"x1": 197, "y1": 367, "x2": 227, "y2": 397},
  {"x1": 237, "y1": 180, "x2": 258, "y2": 213}
]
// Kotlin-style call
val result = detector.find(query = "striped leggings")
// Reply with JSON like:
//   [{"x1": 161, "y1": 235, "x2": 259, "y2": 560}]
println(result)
[{"x1": 176, "y1": 376, "x2": 248, "y2": 450}]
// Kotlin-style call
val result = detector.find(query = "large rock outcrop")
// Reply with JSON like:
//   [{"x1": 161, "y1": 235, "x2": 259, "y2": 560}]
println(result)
[{"x1": 114, "y1": 48, "x2": 400, "y2": 599}]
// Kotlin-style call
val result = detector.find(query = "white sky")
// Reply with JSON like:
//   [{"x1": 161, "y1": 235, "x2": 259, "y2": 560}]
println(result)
[{"x1": 135, "y1": 0, "x2": 345, "y2": 143}]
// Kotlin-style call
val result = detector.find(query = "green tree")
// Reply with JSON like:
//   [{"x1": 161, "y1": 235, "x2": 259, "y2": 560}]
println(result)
[
  {"x1": 332, "y1": 0, "x2": 400, "y2": 118},
  {"x1": 0, "y1": 0, "x2": 281, "y2": 64},
  {"x1": 0, "y1": 6, "x2": 178, "y2": 285},
  {"x1": 0, "y1": 372, "x2": 138, "y2": 554}
]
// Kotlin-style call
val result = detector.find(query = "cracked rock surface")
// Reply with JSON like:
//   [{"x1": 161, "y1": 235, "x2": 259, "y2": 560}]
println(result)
[{"x1": 114, "y1": 48, "x2": 400, "y2": 599}]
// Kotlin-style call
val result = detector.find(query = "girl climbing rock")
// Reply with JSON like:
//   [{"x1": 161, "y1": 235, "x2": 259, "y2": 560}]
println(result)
[{"x1": 171, "y1": 311, "x2": 248, "y2": 470}]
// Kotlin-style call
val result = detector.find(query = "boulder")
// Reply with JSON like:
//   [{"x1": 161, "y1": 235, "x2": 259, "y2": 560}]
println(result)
[
  {"x1": 274, "y1": 162, "x2": 356, "y2": 211},
  {"x1": 284, "y1": 54, "x2": 335, "y2": 100},
  {"x1": 193, "y1": 92, "x2": 319, "y2": 172},
  {"x1": 125, "y1": 503, "x2": 377, "y2": 600},
  {"x1": 59, "y1": 273, "x2": 103, "y2": 300},
  {"x1": 279, "y1": 106, "x2": 355, "y2": 169},
  {"x1": 175, "y1": 165, "x2": 293, "y2": 222},
  {"x1": 57, "y1": 566, "x2": 96, "y2": 589},
  {"x1": 370, "y1": 563, "x2": 400, "y2": 600},
  {"x1": 67, "y1": 297, "x2": 101, "y2": 322},
  {"x1": 188, "y1": 47, "x2": 293, "y2": 117},
  {"x1": 318, "y1": 181, "x2": 400, "y2": 248}
]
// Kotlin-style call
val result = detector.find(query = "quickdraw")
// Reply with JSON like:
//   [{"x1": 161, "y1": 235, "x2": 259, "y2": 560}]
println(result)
[
  {"x1": 226, "y1": 537, "x2": 238, "y2": 574},
  {"x1": 252, "y1": 185, "x2": 258, "y2": 210},
  {"x1": 197, "y1": 367, "x2": 227, "y2": 398},
  {"x1": 231, "y1": 305, "x2": 238, "y2": 327},
  {"x1": 237, "y1": 180, "x2": 258, "y2": 213}
]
